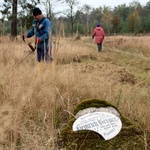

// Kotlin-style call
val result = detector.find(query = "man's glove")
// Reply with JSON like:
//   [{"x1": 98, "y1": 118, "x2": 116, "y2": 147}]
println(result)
[
  {"x1": 20, "y1": 34, "x2": 25, "y2": 42},
  {"x1": 35, "y1": 38, "x2": 40, "y2": 43},
  {"x1": 22, "y1": 34, "x2": 25, "y2": 41}
]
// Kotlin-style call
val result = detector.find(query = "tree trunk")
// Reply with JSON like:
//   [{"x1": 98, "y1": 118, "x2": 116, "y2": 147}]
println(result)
[
  {"x1": 11, "y1": 0, "x2": 17, "y2": 40},
  {"x1": 2, "y1": 18, "x2": 5, "y2": 35}
]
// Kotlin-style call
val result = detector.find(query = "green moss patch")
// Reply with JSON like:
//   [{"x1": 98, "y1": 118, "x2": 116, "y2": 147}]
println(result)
[{"x1": 60, "y1": 99, "x2": 145, "y2": 150}]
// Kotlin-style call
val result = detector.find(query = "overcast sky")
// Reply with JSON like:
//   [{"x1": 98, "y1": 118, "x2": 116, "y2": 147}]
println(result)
[
  {"x1": 79, "y1": 0, "x2": 148, "y2": 8},
  {"x1": 50, "y1": 0, "x2": 149, "y2": 17}
]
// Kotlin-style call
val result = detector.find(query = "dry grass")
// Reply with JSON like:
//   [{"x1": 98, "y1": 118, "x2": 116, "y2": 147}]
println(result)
[
  {"x1": 103, "y1": 35, "x2": 150, "y2": 57},
  {"x1": 0, "y1": 35, "x2": 150, "y2": 149}
]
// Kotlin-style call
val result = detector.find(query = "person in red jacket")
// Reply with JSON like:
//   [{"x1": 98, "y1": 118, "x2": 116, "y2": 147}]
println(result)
[{"x1": 92, "y1": 24, "x2": 105, "y2": 53}]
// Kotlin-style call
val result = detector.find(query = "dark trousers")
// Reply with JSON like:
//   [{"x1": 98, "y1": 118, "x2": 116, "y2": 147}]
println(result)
[
  {"x1": 97, "y1": 43, "x2": 102, "y2": 52},
  {"x1": 37, "y1": 44, "x2": 52, "y2": 62},
  {"x1": 37, "y1": 47, "x2": 49, "y2": 62}
]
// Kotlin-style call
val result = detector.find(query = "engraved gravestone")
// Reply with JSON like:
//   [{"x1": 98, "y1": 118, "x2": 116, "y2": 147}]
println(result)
[
  {"x1": 73, "y1": 112, "x2": 122, "y2": 140},
  {"x1": 60, "y1": 99, "x2": 145, "y2": 150}
]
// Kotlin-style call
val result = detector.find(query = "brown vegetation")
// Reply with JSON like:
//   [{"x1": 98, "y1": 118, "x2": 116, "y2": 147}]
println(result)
[{"x1": 0, "y1": 35, "x2": 150, "y2": 149}]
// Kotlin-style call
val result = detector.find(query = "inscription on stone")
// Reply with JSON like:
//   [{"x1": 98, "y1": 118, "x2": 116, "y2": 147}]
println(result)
[{"x1": 73, "y1": 112, "x2": 122, "y2": 140}]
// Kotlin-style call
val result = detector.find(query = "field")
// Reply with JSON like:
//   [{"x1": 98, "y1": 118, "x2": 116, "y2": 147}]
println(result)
[{"x1": 0, "y1": 35, "x2": 150, "y2": 149}]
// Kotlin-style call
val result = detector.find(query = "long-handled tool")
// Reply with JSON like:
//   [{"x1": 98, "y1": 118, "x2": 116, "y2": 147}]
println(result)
[
  {"x1": 22, "y1": 34, "x2": 36, "y2": 52},
  {"x1": 13, "y1": 50, "x2": 34, "y2": 67},
  {"x1": 13, "y1": 35, "x2": 35, "y2": 68}
]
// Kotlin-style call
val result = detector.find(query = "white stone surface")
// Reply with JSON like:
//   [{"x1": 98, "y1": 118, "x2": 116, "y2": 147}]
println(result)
[
  {"x1": 73, "y1": 112, "x2": 122, "y2": 140},
  {"x1": 75, "y1": 107, "x2": 120, "y2": 119}
]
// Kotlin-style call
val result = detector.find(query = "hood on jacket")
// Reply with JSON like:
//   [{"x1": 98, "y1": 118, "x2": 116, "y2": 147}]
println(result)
[{"x1": 95, "y1": 27, "x2": 101, "y2": 30}]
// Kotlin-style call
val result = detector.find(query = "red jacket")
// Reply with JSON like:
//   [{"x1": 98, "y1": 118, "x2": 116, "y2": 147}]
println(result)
[{"x1": 92, "y1": 27, "x2": 105, "y2": 44}]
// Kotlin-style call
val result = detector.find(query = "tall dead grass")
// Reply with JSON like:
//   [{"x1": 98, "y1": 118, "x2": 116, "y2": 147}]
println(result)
[
  {"x1": 0, "y1": 35, "x2": 150, "y2": 149},
  {"x1": 103, "y1": 35, "x2": 150, "y2": 57}
]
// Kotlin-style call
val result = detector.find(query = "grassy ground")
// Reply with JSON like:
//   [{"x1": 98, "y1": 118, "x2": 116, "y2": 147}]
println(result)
[{"x1": 0, "y1": 35, "x2": 150, "y2": 149}]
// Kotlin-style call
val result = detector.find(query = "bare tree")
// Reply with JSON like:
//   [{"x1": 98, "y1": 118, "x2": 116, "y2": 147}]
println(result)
[
  {"x1": 39, "y1": 0, "x2": 62, "y2": 20},
  {"x1": 64, "y1": 0, "x2": 79, "y2": 36},
  {"x1": 83, "y1": 4, "x2": 91, "y2": 36},
  {"x1": 42, "y1": 0, "x2": 53, "y2": 19}
]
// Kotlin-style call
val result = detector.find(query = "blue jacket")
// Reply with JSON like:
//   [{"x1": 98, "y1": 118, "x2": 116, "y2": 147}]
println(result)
[{"x1": 27, "y1": 16, "x2": 52, "y2": 49}]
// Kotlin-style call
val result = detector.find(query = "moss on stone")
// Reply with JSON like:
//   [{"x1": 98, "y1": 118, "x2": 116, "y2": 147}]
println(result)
[{"x1": 60, "y1": 99, "x2": 145, "y2": 150}]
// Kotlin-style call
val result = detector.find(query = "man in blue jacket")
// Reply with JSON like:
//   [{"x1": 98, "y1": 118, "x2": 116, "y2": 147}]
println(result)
[{"x1": 24, "y1": 7, "x2": 52, "y2": 62}]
